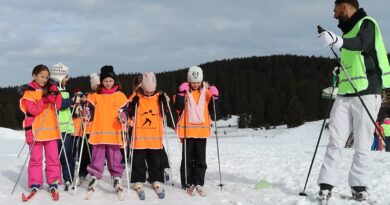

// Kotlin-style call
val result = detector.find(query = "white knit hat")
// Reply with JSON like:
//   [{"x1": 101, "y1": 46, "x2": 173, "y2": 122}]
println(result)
[
  {"x1": 50, "y1": 62, "x2": 69, "y2": 83},
  {"x1": 187, "y1": 66, "x2": 203, "y2": 83},
  {"x1": 141, "y1": 72, "x2": 157, "y2": 92},
  {"x1": 90, "y1": 72, "x2": 100, "y2": 90}
]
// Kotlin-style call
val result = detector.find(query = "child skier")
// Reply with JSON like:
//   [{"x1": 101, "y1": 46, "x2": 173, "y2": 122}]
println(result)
[
  {"x1": 19, "y1": 64, "x2": 63, "y2": 200},
  {"x1": 50, "y1": 62, "x2": 76, "y2": 190},
  {"x1": 174, "y1": 66, "x2": 219, "y2": 196},
  {"x1": 128, "y1": 72, "x2": 169, "y2": 199},
  {"x1": 82, "y1": 66, "x2": 128, "y2": 198},
  {"x1": 74, "y1": 73, "x2": 100, "y2": 186},
  {"x1": 371, "y1": 121, "x2": 383, "y2": 151},
  {"x1": 128, "y1": 74, "x2": 172, "y2": 183}
]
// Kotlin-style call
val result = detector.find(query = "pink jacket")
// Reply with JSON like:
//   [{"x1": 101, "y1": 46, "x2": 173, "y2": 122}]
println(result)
[{"x1": 21, "y1": 81, "x2": 62, "y2": 143}]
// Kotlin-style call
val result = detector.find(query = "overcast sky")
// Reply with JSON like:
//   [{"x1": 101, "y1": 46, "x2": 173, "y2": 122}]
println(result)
[{"x1": 0, "y1": 0, "x2": 389, "y2": 87}]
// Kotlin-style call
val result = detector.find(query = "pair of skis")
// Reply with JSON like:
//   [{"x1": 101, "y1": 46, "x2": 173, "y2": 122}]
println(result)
[
  {"x1": 135, "y1": 186, "x2": 165, "y2": 200},
  {"x1": 21, "y1": 189, "x2": 59, "y2": 202},
  {"x1": 186, "y1": 186, "x2": 206, "y2": 197}
]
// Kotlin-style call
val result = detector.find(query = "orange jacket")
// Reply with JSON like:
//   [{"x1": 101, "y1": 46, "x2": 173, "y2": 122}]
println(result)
[
  {"x1": 87, "y1": 91, "x2": 128, "y2": 145},
  {"x1": 176, "y1": 89, "x2": 212, "y2": 139},
  {"x1": 20, "y1": 90, "x2": 61, "y2": 142},
  {"x1": 132, "y1": 93, "x2": 164, "y2": 149}
]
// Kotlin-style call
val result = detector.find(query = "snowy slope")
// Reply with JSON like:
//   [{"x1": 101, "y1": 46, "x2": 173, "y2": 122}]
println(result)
[{"x1": 0, "y1": 118, "x2": 389, "y2": 205}]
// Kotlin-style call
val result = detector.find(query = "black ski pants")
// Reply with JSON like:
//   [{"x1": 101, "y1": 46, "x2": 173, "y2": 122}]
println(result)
[{"x1": 180, "y1": 138, "x2": 207, "y2": 187}]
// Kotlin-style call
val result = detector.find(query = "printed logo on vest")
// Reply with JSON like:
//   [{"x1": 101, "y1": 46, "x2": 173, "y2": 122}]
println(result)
[{"x1": 141, "y1": 109, "x2": 157, "y2": 127}]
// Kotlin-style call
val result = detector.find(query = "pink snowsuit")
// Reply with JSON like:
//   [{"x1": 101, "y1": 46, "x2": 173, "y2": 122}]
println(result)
[{"x1": 21, "y1": 81, "x2": 63, "y2": 188}]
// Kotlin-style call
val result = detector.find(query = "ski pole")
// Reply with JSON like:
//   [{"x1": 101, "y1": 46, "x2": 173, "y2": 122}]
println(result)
[
  {"x1": 299, "y1": 76, "x2": 337, "y2": 196},
  {"x1": 165, "y1": 93, "x2": 182, "y2": 149},
  {"x1": 73, "y1": 120, "x2": 88, "y2": 196},
  {"x1": 16, "y1": 143, "x2": 26, "y2": 159},
  {"x1": 212, "y1": 97, "x2": 224, "y2": 191},
  {"x1": 11, "y1": 105, "x2": 51, "y2": 195},
  {"x1": 317, "y1": 25, "x2": 384, "y2": 140},
  {"x1": 183, "y1": 95, "x2": 188, "y2": 189},
  {"x1": 58, "y1": 99, "x2": 78, "y2": 158},
  {"x1": 121, "y1": 122, "x2": 131, "y2": 198},
  {"x1": 128, "y1": 103, "x2": 138, "y2": 196},
  {"x1": 161, "y1": 102, "x2": 174, "y2": 187},
  {"x1": 54, "y1": 104, "x2": 73, "y2": 185}
]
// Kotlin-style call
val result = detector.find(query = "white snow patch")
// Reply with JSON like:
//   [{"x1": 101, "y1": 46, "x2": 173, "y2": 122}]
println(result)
[{"x1": 0, "y1": 118, "x2": 389, "y2": 204}]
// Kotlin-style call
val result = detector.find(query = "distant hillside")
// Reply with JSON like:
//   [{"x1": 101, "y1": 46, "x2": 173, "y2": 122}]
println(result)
[{"x1": 0, "y1": 55, "x2": 337, "y2": 129}]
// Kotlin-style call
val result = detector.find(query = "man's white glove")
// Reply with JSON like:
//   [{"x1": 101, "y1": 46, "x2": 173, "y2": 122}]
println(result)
[{"x1": 318, "y1": 30, "x2": 343, "y2": 49}]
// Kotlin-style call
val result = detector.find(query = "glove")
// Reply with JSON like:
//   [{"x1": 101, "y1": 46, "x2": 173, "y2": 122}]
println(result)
[
  {"x1": 178, "y1": 82, "x2": 190, "y2": 93},
  {"x1": 82, "y1": 107, "x2": 91, "y2": 121},
  {"x1": 332, "y1": 66, "x2": 340, "y2": 76},
  {"x1": 118, "y1": 112, "x2": 127, "y2": 124},
  {"x1": 42, "y1": 94, "x2": 56, "y2": 104},
  {"x1": 25, "y1": 131, "x2": 34, "y2": 144},
  {"x1": 209, "y1": 86, "x2": 219, "y2": 99},
  {"x1": 318, "y1": 30, "x2": 343, "y2": 49},
  {"x1": 48, "y1": 83, "x2": 60, "y2": 95},
  {"x1": 158, "y1": 92, "x2": 170, "y2": 105},
  {"x1": 75, "y1": 105, "x2": 83, "y2": 116}
]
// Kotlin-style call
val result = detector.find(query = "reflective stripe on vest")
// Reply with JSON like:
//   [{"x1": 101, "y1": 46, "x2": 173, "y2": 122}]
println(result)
[
  {"x1": 339, "y1": 16, "x2": 390, "y2": 95},
  {"x1": 89, "y1": 131, "x2": 122, "y2": 135},
  {"x1": 177, "y1": 125, "x2": 210, "y2": 129}
]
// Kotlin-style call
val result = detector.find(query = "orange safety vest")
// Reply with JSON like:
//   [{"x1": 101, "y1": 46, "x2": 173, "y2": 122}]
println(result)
[
  {"x1": 87, "y1": 91, "x2": 128, "y2": 146},
  {"x1": 176, "y1": 89, "x2": 212, "y2": 139},
  {"x1": 20, "y1": 90, "x2": 61, "y2": 141},
  {"x1": 132, "y1": 93, "x2": 164, "y2": 149}
]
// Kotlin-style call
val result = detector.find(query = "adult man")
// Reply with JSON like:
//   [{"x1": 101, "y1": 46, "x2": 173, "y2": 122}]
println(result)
[{"x1": 317, "y1": 0, "x2": 390, "y2": 201}]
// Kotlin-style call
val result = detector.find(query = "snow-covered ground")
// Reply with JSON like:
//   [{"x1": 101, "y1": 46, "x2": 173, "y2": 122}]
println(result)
[{"x1": 0, "y1": 118, "x2": 389, "y2": 205}]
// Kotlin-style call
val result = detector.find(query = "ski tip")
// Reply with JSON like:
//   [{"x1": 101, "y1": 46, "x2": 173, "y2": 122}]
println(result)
[
  {"x1": 138, "y1": 191, "x2": 146, "y2": 200},
  {"x1": 21, "y1": 193, "x2": 28, "y2": 202},
  {"x1": 51, "y1": 192, "x2": 60, "y2": 201}
]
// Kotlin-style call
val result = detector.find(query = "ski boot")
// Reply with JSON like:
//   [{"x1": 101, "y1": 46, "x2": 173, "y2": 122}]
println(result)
[
  {"x1": 195, "y1": 185, "x2": 206, "y2": 197},
  {"x1": 64, "y1": 180, "x2": 71, "y2": 191},
  {"x1": 88, "y1": 176, "x2": 99, "y2": 192},
  {"x1": 49, "y1": 181, "x2": 59, "y2": 201},
  {"x1": 318, "y1": 184, "x2": 333, "y2": 205},
  {"x1": 351, "y1": 186, "x2": 370, "y2": 201},
  {"x1": 112, "y1": 177, "x2": 123, "y2": 191},
  {"x1": 134, "y1": 182, "x2": 145, "y2": 200},
  {"x1": 31, "y1": 184, "x2": 41, "y2": 192},
  {"x1": 186, "y1": 185, "x2": 195, "y2": 196},
  {"x1": 153, "y1": 182, "x2": 165, "y2": 199}
]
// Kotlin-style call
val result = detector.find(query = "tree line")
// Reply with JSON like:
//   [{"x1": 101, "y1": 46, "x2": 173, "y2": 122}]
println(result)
[{"x1": 0, "y1": 55, "x2": 338, "y2": 130}]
